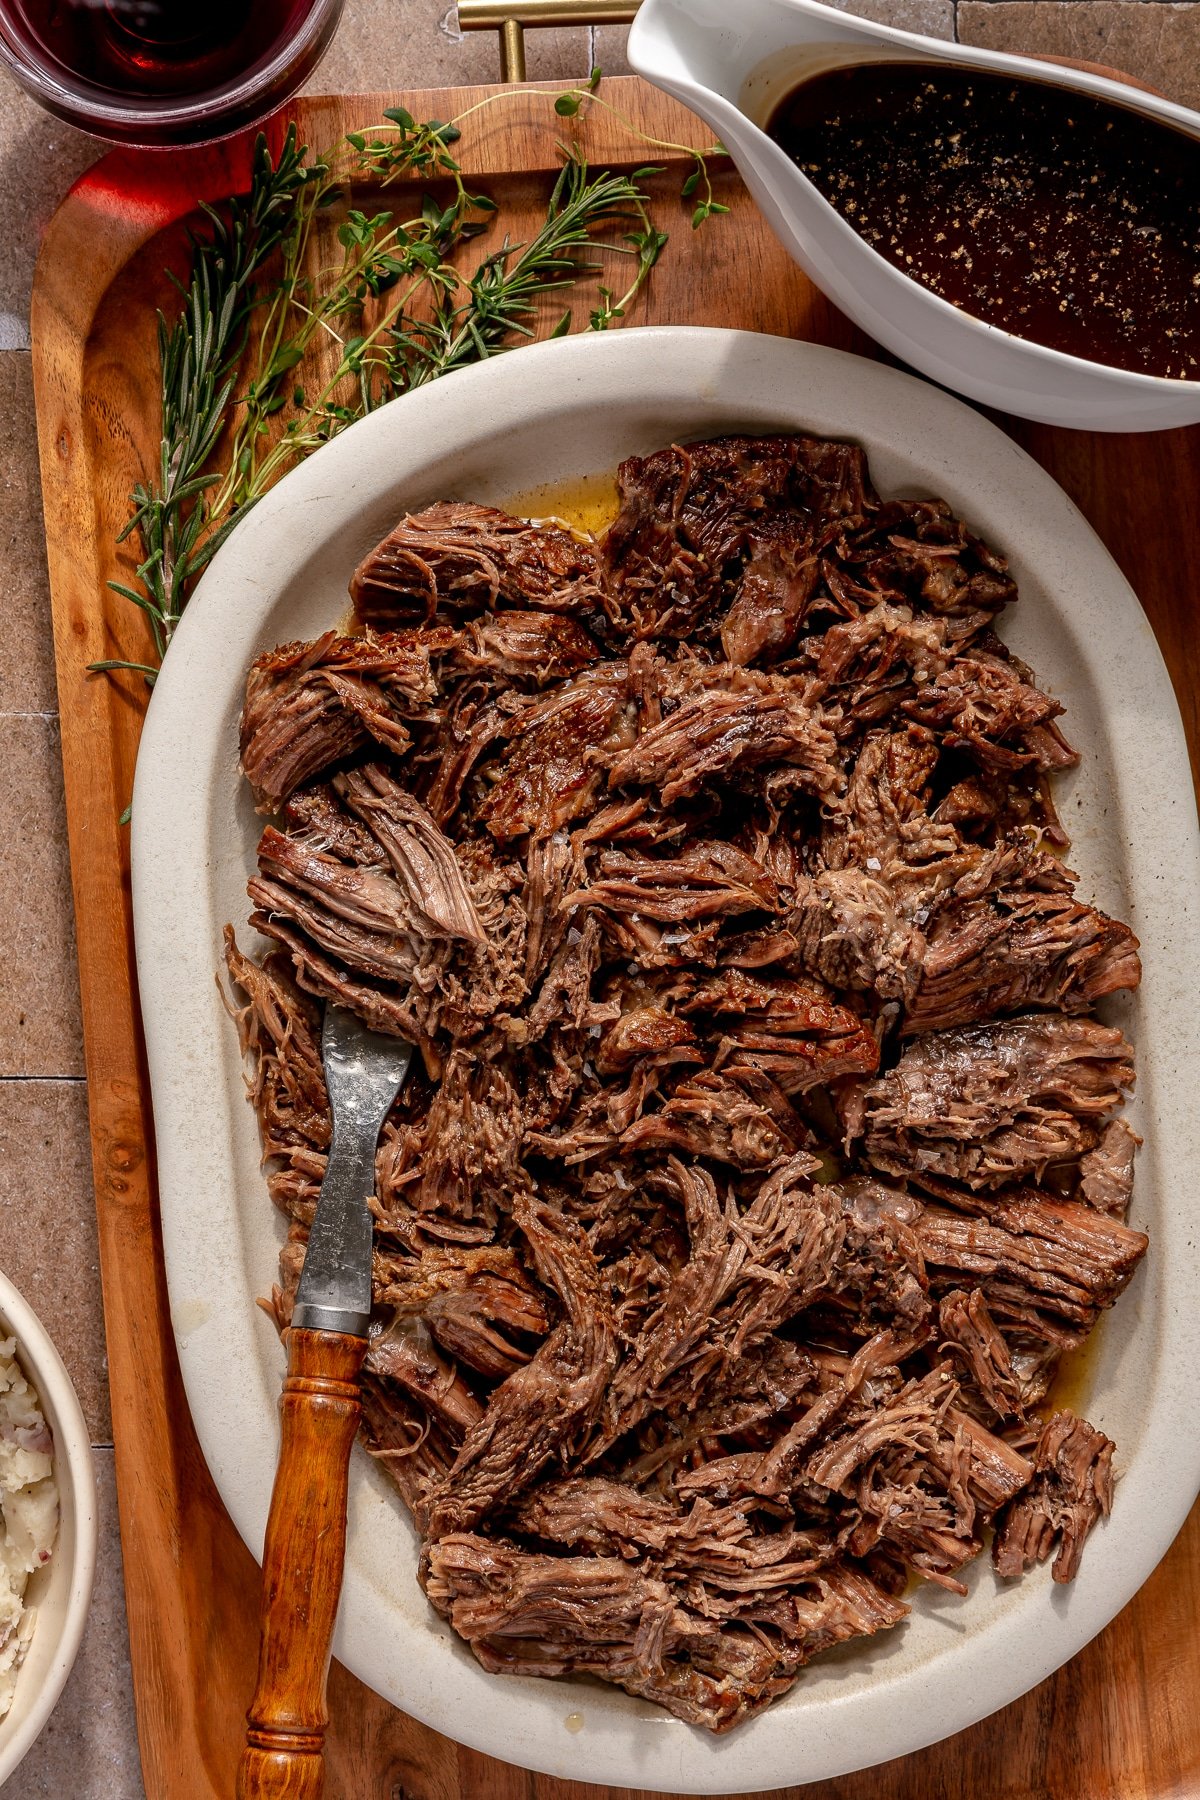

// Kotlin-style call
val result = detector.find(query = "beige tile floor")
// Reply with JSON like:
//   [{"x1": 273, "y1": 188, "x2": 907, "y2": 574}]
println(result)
[{"x1": 0, "y1": 0, "x2": 1197, "y2": 1793}]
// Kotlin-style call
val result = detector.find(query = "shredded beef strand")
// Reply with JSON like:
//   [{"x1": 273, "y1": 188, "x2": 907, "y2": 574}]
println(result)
[{"x1": 227, "y1": 432, "x2": 1145, "y2": 1733}]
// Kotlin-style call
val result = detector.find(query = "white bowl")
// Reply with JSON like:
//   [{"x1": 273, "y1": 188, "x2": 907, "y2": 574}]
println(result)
[
  {"x1": 0, "y1": 1271, "x2": 98, "y2": 1787},
  {"x1": 627, "y1": 0, "x2": 1200, "y2": 431}
]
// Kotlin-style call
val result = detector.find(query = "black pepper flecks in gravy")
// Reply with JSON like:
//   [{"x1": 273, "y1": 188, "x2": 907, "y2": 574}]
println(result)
[{"x1": 768, "y1": 63, "x2": 1200, "y2": 379}]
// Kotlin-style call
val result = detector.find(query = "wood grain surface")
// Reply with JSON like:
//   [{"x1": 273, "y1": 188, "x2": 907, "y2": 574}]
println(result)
[
  {"x1": 238, "y1": 1329, "x2": 369, "y2": 1800},
  {"x1": 29, "y1": 75, "x2": 1200, "y2": 1800}
]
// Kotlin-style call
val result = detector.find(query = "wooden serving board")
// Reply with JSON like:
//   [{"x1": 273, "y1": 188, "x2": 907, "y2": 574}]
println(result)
[{"x1": 29, "y1": 76, "x2": 1200, "y2": 1800}]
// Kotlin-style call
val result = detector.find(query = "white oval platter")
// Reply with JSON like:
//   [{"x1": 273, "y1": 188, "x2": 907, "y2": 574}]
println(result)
[{"x1": 131, "y1": 327, "x2": 1200, "y2": 1794}]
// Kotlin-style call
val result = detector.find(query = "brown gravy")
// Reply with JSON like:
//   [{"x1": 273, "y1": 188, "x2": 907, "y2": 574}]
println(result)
[{"x1": 767, "y1": 62, "x2": 1200, "y2": 379}]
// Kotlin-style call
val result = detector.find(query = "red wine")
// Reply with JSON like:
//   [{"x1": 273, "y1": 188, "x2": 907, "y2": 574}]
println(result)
[
  {"x1": 12, "y1": 0, "x2": 309, "y2": 96},
  {"x1": 0, "y1": 0, "x2": 342, "y2": 143}
]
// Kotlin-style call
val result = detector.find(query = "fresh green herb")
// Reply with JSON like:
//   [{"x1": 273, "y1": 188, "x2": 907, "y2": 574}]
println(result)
[
  {"x1": 104, "y1": 83, "x2": 728, "y2": 687},
  {"x1": 211, "y1": 148, "x2": 667, "y2": 522},
  {"x1": 100, "y1": 127, "x2": 323, "y2": 680},
  {"x1": 453, "y1": 78, "x2": 729, "y2": 227},
  {"x1": 381, "y1": 151, "x2": 668, "y2": 382},
  {"x1": 208, "y1": 116, "x2": 500, "y2": 518}
]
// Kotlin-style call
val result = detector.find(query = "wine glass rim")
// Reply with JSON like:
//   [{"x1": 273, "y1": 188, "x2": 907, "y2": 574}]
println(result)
[{"x1": 0, "y1": 0, "x2": 342, "y2": 135}]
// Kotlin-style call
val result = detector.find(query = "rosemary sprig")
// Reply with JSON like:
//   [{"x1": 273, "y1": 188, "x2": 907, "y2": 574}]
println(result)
[
  {"x1": 104, "y1": 79, "x2": 729, "y2": 691},
  {"x1": 387, "y1": 151, "x2": 669, "y2": 387},
  {"x1": 100, "y1": 128, "x2": 324, "y2": 679},
  {"x1": 211, "y1": 147, "x2": 664, "y2": 518},
  {"x1": 211, "y1": 110, "x2": 501, "y2": 513}
]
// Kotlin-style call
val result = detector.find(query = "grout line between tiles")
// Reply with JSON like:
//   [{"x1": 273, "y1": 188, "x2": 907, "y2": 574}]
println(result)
[{"x1": 0, "y1": 1073, "x2": 86, "y2": 1084}]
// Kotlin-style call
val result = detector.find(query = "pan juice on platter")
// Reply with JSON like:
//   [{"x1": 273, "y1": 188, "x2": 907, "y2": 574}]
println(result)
[
  {"x1": 767, "y1": 61, "x2": 1200, "y2": 380},
  {"x1": 501, "y1": 471, "x2": 621, "y2": 540}
]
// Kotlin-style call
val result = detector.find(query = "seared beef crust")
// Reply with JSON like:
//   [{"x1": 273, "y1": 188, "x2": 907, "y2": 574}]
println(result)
[{"x1": 226, "y1": 435, "x2": 1144, "y2": 1732}]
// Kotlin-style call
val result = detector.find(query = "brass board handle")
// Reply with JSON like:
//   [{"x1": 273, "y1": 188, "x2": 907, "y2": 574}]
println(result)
[{"x1": 457, "y1": 0, "x2": 641, "y2": 81}]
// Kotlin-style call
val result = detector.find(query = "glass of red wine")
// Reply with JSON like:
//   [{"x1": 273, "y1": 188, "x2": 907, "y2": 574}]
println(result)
[{"x1": 0, "y1": 0, "x2": 345, "y2": 145}]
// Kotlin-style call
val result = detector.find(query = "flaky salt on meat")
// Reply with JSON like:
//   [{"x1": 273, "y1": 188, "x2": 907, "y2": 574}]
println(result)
[
  {"x1": 747, "y1": 1327, "x2": 920, "y2": 1497},
  {"x1": 351, "y1": 501, "x2": 610, "y2": 625},
  {"x1": 789, "y1": 868, "x2": 925, "y2": 1000},
  {"x1": 820, "y1": 724, "x2": 961, "y2": 888},
  {"x1": 681, "y1": 968, "x2": 880, "y2": 1093},
  {"x1": 620, "y1": 1066, "x2": 810, "y2": 1168},
  {"x1": 453, "y1": 610, "x2": 600, "y2": 685},
  {"x1": 823, "y1": 498, "x2": 1015, "y2": 622},
  {"x1": 902, "y1": 646, "x2": 1078, "y2": 772},
  {"x1": 478, "y1": 664, "x2": 637, "y2": 841},
  {"x1": 228, "y1": 429, "x2": 1149, "y2": 1733},
  {"x1": 824, "y1": 1179, "x2": 930, "y2": 1329},
  {"x1": 607, "y1": 664, "x2": 841, "y2": 805},
  {"x1": 844, "y1": 1014, "x2": 1135, "y2": 1188},
  {"x1": 594, "y1": 1005, "x2": 700, "y2": 1076},
  {"x1": 606, "y1": 434, "x2": 872, "y2": 648},
  {"x1": 803, "y1": 602, "x2": 964, "y2": 738},
  {"x1": 904, "y1": 845, "x2": 1141, "y2": 1034},
  {"x1": 569, "y1": 838, "x2": 783, "y2": 924}
]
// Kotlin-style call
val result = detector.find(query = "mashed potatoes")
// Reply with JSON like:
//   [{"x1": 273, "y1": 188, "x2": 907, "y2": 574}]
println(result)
[{"x1": 0, "y1": 1339, "x2": 58, "y2": 1719}]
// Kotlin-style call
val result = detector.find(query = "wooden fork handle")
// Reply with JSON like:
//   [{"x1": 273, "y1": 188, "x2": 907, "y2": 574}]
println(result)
[{"x1": 236, "y1": 1327, "x2": 367, "y2": 1800}]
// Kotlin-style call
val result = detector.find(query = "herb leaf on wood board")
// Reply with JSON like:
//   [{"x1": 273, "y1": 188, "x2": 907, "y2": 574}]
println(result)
[
  {"x1": 96, "y1": 127, "x2": 323, "y2": 681},
  {"x1": 101, "y1": 84, "x2": 729, "y2": 686}
]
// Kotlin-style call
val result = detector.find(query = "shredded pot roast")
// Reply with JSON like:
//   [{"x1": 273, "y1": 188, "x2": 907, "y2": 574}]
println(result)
[{"x1": 225, "y1": 434, "x2": 1146, "y2": 1733}]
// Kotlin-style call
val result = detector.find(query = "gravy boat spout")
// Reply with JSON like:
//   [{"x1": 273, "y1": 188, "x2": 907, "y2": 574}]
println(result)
[{"x1": 628, "y1": 0, "x2": 1200, "y2": 431}]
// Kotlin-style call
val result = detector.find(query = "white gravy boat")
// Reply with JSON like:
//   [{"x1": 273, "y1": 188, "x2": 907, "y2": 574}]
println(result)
[{"x1": 628, "y1": 0, "x2": 1200, "y2": 430}]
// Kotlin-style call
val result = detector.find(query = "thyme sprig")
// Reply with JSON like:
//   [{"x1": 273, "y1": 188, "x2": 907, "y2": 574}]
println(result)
[
  {"x1": 384, "y1": 151, "x2": 669, "y2": 386},
  {"x1": 481, "y1": 73, "x2": 730, "y2": 227},
  {"x1": 103, "y1": 81, "x2": 727, "y2": 688},
  {"x1": 209, "y1": 109, "x2": 500, "y2": 515},
  {"x1": 209, "y1": 147, "x2": 665, "y2": 522}
]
